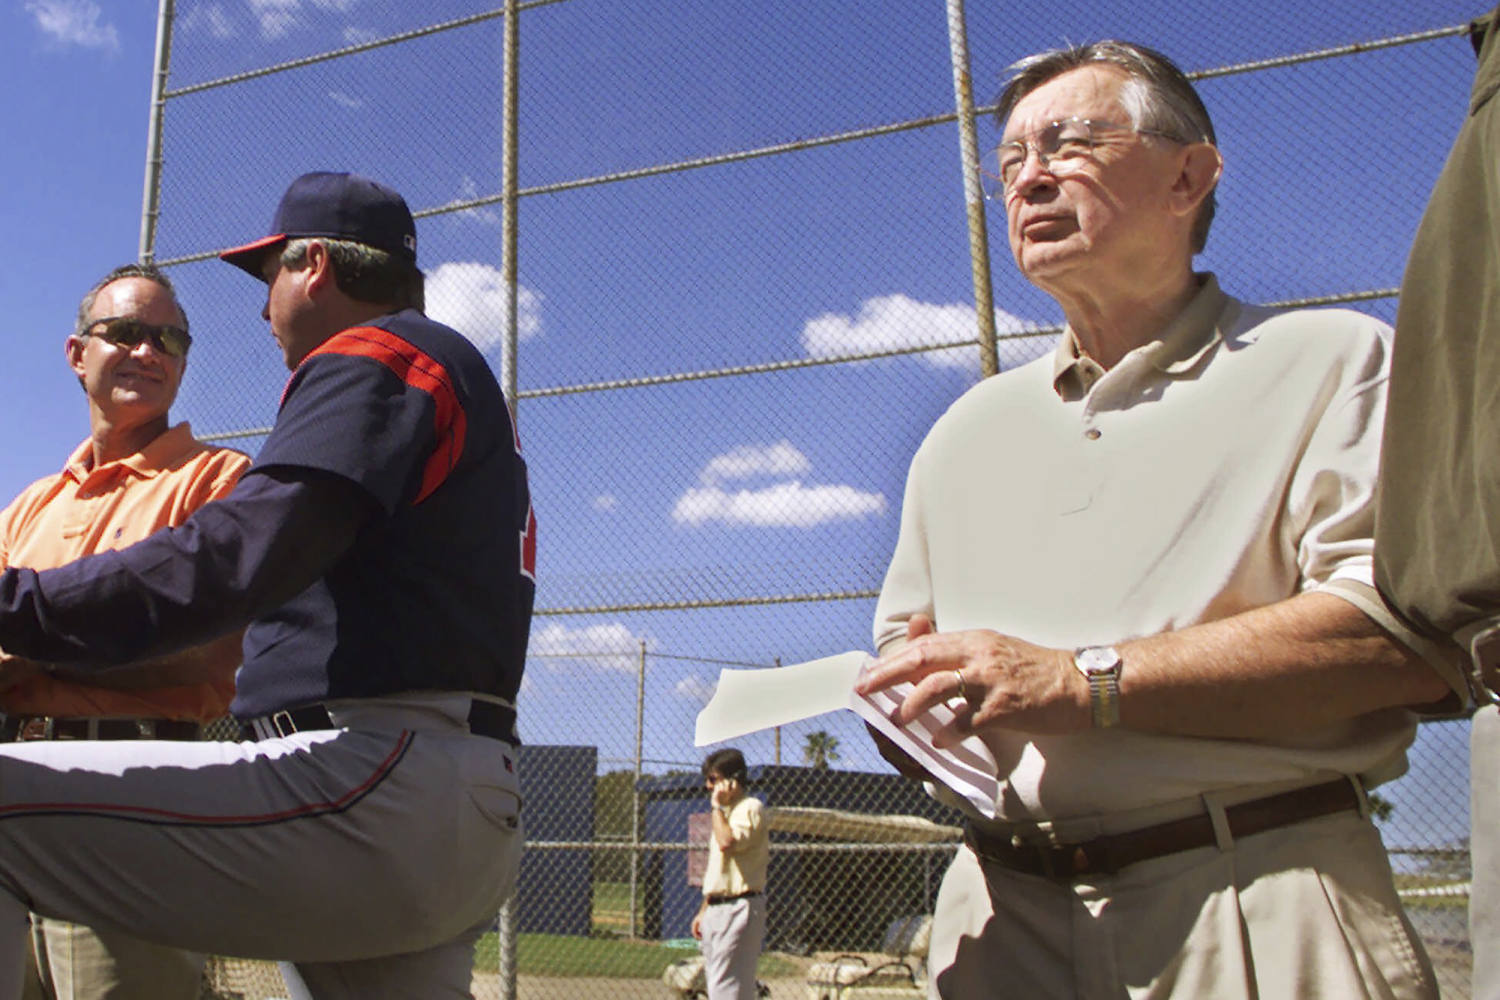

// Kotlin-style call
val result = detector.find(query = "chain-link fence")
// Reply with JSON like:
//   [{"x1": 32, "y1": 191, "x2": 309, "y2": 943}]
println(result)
[{"x1": 134, "y1": 1, "x2": 1487, "y2": 996}]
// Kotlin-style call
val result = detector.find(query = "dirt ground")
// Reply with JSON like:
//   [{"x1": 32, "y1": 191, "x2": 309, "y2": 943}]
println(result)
[{"x1": 208, "y1": 939, "x2": 1474, "y2": 1000}]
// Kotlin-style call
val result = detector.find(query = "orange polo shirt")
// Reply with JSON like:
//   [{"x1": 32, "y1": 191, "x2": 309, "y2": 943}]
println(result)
[{"x1": 0, "y1": 423, "x2": 250, "y2": 721}]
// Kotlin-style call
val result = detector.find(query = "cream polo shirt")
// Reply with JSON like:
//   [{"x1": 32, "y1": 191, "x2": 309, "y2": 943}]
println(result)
[
  {"x1": 702, "y1": 795, "x2": 769, "y2": 898},
  {"x1": 874, "y1": 275, "x2": 1467, "y2": 823}
]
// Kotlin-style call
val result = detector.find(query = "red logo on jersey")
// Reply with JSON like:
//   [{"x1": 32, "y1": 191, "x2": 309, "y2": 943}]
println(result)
[
  {"x1": 309, "y1": 327, "x2": 465, "y2": 505},
  {"x1": 520, "y1": 504, "x2": 537, "y2": 582}
]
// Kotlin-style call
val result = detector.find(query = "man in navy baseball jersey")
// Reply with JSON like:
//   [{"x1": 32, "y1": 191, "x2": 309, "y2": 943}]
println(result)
[{"x1": 0, "y1": 171, "x2": 536, "y2": 999}]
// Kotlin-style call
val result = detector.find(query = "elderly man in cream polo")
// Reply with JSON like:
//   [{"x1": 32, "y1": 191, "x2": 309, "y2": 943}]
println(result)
[{"x1": 857, "y1": 40, "x2": 1465, "y2": 1000}]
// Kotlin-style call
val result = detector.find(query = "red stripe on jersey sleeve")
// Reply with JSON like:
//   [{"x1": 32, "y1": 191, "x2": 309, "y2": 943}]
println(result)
[{"x1": 304, "y1": 326, "x2": 467, "y2": 504}]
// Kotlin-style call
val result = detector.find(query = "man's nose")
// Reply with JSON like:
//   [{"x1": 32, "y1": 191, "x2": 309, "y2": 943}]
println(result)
[
  {"x1": 1009, "y1": 148, "x2": 1054, "y2": 196},
  {"x1": 130, "y1": 335, "x2": 164, "y2": 360}
]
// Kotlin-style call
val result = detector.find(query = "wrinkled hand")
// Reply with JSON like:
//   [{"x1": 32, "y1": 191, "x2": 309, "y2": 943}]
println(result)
[{"x1": 856, "y1": 618, "x2": 1088, "y2": 746}]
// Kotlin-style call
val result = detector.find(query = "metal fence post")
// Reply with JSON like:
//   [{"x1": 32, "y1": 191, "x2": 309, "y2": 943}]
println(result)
[
  {"x1": 773, "y1": 656, "x2": 782, "y2": 765},
  {"x1": 498, "y1": 8, "x2": 522, "y2": 996},
  {"x1": 631, "y1": 639, "x2": 646, "y2": 938},
  {"x1": 501, "y1": 0, "x2": 521, "y2": 415},
  {"x1": 498, "y1": 893, "x2": 518, "y2": 1000},
  {"x1": 944, "y1": 0, "x2": 999, "y2": 377},
  {"x1": 138, "y1": 0, "x2": 174, "y2": 265}
]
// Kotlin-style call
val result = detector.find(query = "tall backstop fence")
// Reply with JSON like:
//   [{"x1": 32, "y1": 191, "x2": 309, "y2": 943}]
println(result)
[{"x1": 134, "y1": 1, "x2": 1484, "y2": 996}]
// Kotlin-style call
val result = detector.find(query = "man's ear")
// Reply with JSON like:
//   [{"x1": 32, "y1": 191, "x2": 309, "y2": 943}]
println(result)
[
  {"x1": 1168, "y1": 142, "x2": 1223, "y2": 219},
  {"x1": 65, "y1": 335, "x2": 87, "y2": 379},
  {"x1": 301, "y1": 240, "x2": 337, "y2": 297}
]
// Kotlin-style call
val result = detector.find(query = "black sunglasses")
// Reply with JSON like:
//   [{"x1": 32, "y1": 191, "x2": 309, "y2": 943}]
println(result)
[{"x1": 85, "y1": 316, "x2": 193, "y2": 359}]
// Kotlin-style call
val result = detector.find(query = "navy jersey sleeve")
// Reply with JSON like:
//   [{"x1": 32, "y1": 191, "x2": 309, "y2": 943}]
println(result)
[
  {"x1": 257, "y1": 326, "x2": 460, "y2": 514},
  {"x1": 0, "y1": 469, "x2": 373, "y2": 664}
]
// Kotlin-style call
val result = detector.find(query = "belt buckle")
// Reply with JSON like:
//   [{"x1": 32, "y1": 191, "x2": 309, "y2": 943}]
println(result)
[
  {"x1": 270, "y1": 710, "x2": 296, "y2": 738},
  {"x1": 1006, "y1": 828, "x2": 1091, "y2": 880},
  {"x1": 1015, "y1": 832, "x2": 1064, "y2": 880}
]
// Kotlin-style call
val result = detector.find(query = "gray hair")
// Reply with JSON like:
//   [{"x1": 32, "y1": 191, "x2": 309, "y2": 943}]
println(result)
[
  {"x1": 74, "y1": 263, "x2": 187, "y2": 340},
  {"x1": 996, "y1": 40, "x2": 1219, "y2": 253},
  {"x1": 282, "y1": 238, "x2": 425, "y2": 313}
]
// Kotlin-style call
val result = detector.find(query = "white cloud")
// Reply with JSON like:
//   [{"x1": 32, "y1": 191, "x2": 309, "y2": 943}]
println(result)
[
  {"x1": 327, "y1": 90, "x2": 364, "y2": 109},
  {"x1": 529, "y1": 621, "x2": 644, "y2": 673},
  {"x1": 444, "y1": 176, "x2": 500, "y2": 225},
  {"x1": 675, "y1": 675, "x2": 716, "y2": 705},
  {"x1": 425, "y1": 261, "x2": 542, "y2": 356},
  {"x1": 25, "y1": 0, "x2": 118, "y2": 51},
  {"x1": 676, "y1": 441, "x2": 886, "y2": 528},
  {"x1": 182, "y1": 4, "x2": 235, "y2": 39},
  {"x1": 801, "y1": 293, "x2": 1045, "y2": 369},
  {"x1": 343, "y1": 25, "x2": 380, "y2": 45},
  {"x1": 593, "y1": 494, "x2": 619, "y2": 512},
  {"x1": 672, "y1": 480, "x2": 886, "y2": 528},
  {"x1": 248, "y1": 0, "x2": 300, "y2": 38},
  {"x1": 699, "y1": 440, "x2": 811, "y2": 487},
  {"x1": 246, "y1": 0, "x2": 358, "y2": 38}
]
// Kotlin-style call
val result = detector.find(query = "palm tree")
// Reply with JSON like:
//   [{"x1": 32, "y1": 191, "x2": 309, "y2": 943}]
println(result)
[{"x1": 803, "y1": 730, "x2": 841, "y2": 770}]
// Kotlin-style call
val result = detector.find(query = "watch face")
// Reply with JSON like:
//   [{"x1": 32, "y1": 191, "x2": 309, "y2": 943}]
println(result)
[{"x1": 1076, "y1": 646, "x2": 1121, "y2": 675}]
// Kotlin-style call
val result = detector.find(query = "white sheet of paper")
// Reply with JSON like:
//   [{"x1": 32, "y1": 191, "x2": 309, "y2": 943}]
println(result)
[
  {"x1": 694, "y1": 650, "x2": 1002, "y2": 818},
  {"x1": 693, "y1": 651, "x2": 868, "y2": 746}
]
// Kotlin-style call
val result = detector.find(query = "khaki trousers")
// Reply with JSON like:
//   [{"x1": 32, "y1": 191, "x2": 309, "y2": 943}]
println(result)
[
  {"x1": 28, "y1": 918, "x2": 203, "y2": 1000},
  {"x1": 927, "y1": 810, "x2": 1436, "y2": 999},
  {"x1": 699, "y1": 894, "x2": 766, "y2": 1000},
  {"x1": 1473, "y1": 705, "x2": 1500, "y2": 1000}
]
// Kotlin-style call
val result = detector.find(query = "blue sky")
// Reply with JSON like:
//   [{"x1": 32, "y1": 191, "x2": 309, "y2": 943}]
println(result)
[{"x1": 0, "y1": 0, "x2": 1486, "y2": 853}]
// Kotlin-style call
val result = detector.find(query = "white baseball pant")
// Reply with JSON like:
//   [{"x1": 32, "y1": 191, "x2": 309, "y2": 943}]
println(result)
[{"x1": 0, "y1": 694, "x2": 522, "y2": 999}]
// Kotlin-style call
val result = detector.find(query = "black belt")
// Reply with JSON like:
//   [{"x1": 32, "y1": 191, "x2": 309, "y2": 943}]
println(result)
[
  {"x1": 0, "y1": 714, "x2": 201, "y2": 742},
  {"x1": 239, "y1": 699, "x2": 518, "y2": 744},
  {"x1": 706, "y1": 890, "x2": 761, "y2": 905},
  {"x1": 965, "y1": 778, "x2": 1361, "y2": 881}
]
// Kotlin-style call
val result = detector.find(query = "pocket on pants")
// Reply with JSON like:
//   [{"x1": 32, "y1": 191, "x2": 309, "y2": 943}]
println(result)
[
  {"x1": 467, "y1": 782, "x2": 522, "y2": 831},
  {"x1": 1237, "y1": 815, "x2": 1438, "y2": 999}
]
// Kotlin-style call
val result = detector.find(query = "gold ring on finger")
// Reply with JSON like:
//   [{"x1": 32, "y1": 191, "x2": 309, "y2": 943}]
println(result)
[{"x1": 952, "y1": 669, "x2": 968, "y2": 706}]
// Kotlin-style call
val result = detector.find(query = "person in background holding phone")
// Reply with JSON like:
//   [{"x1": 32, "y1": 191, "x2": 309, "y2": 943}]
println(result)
[{"x1": 692, "y1": 747, "x2": 769, "y2": 1000}]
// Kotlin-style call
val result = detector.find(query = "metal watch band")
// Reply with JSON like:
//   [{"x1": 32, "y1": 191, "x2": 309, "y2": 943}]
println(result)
[
  {"x1": 1074, "y1": 646, "x2": 1122, "y2": 728},
  {"x1": 1087, "y1": 670, "x2": 1120, "y2": 728}
]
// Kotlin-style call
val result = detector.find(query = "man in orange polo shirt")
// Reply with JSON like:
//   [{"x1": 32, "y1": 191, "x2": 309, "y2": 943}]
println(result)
[{"x1": 0, "y1": 263, "x2": 248, "y2": 1000}]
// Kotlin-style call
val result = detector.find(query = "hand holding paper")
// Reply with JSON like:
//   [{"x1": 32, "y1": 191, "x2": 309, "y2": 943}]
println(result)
[{"x1": 693, "y1": 648, "x2": 1001, "y2": 818}]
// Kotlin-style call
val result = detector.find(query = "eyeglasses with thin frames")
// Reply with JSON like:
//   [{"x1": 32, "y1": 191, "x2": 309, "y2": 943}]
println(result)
[
  {"x1": 84, "y1": 316, "x2": 193, "y2": 359},
  {"x1": 980, "y1": 116, "x2": 1185, "y2": 199}
]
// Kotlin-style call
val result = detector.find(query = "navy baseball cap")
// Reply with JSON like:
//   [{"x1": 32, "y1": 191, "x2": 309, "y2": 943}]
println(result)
[{"x1": 219, "y1": 171, "x2": 418, "y2": 279}]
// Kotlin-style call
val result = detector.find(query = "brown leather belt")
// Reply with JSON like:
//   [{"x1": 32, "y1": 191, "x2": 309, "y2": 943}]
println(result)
[
  {"x1": 0, "y1": 714, "x2": 201, "y2": 742},
  {"x1": 965, "y1": 778, "x2": 1360, "y2": 881},
  {"x1": 706, "y1": 890, "x2": 761, "y2": 906}
]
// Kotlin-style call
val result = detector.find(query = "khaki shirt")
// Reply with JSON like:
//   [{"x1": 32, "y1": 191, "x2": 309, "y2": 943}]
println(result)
[
  {"x1": 875, "y1": 275, "x2": 1466, "y2": 823},
  {"x1": 702, "y1": 795, "x2": 769, "y2": 897},
  {"x1": 1375, "y1": 6, "x2": 1500, "y2": 688}
]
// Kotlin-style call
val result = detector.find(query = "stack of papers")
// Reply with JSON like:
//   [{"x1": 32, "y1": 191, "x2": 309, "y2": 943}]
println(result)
[{"x1": 693, "y1": 650, "x2": 1000, "y2": 818}]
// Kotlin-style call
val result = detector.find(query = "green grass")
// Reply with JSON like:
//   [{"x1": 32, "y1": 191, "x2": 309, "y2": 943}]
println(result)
[
  {"x1": 474, "y1": 932, "x2": 799, "y2": 979},
  {"x1": 592, "y1": 880, "x2": 633, "y2": 933},
  {"x1": 471, "y1": 880, "x2": 803, "y2": 978}
]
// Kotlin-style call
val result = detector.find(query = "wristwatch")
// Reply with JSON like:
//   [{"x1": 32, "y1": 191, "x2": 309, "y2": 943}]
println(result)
[{"x1": 1073, "y1": 646, "x2": 1123, "y2": 728}]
